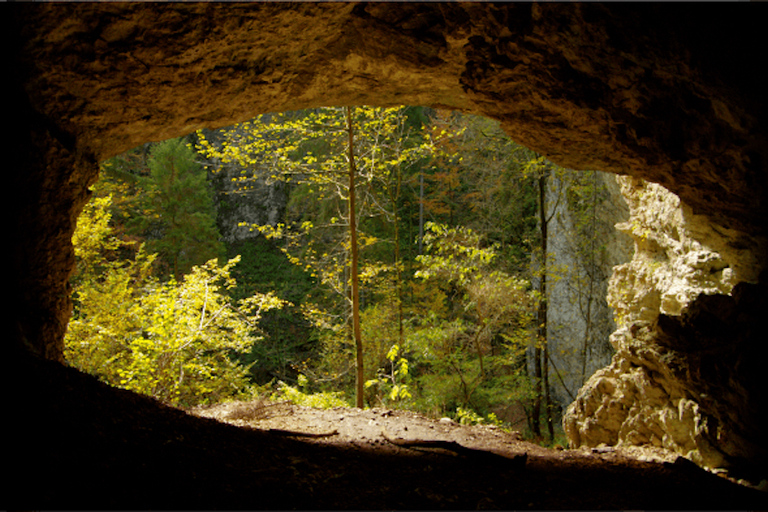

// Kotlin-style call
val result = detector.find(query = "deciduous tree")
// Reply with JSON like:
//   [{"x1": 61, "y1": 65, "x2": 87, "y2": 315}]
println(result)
[
  {"x1": 197, "y1": 106, "x2": 448, "y2": 407},
  {"x1": 65, "y1": 194, "x2": 284, "y2": 407}
]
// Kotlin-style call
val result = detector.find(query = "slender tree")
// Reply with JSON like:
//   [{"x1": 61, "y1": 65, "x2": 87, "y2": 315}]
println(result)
[
  {"x1": 525, "y1": 158, "x2": 564, "y2": 440},
  {"x1": 345, "y1": 106, "x2": 365, "y2": 408},
  {"x1": 196, "y1": 106, "x2": 447, "y2": 406}
]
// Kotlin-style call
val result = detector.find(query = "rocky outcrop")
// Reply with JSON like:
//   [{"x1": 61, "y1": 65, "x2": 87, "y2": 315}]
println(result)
[
  {"x1": 564, "y1": 177, "x2": 767, "y2": 478},
  {"x1": 7, "y1": 2, "x2": 768, "y2": 478}
]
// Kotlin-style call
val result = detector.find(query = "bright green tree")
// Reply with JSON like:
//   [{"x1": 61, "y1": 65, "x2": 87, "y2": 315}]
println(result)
[
  {"x1": 413, "y1": 222, "x2": 535, "y2": 414},
  {"x1": 197, "y1": 106, "x2": 449, "y2": 407},
  {"x1": 65, "y1": 193, "x2": 285, "y2": 407}
]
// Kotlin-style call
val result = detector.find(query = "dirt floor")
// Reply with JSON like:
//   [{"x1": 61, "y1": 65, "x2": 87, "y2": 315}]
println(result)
[
  {"x1": 8, "y1": 352, "x2": 767, "y2": 510},
  {"x1": 189, "y1": 398, "x2": 678, "y2": 467}
]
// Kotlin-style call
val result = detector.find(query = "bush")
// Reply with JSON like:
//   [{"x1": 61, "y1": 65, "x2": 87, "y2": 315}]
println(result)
[{"x1": 272, "y1": 375, "x2": 349, "y2": 409}]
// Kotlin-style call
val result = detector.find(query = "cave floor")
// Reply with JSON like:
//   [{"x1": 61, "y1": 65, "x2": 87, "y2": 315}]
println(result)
[{"x1": 8, "y1": 354, "x2": 766, "y2": 510}]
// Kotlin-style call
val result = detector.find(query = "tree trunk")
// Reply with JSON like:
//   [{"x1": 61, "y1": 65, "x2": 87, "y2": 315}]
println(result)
[
  {"x1": 418, "y1": 170, "x2": 425, "y2": 255},
  {"x1": 536, "y1": 171, "x2": 559, "y2": 441},
  {"x1": 345, "y1": 106, "x2": 364, "y2": 409},
  {"x1": 580, "y1": 171, "x2": 599, "y2": 386},
  {"x1": 391, "y1": 167, "x2": 404, "y2": 346},
  {"x1": 531, "y1": 172, "x2": 552, "y2": 438}
]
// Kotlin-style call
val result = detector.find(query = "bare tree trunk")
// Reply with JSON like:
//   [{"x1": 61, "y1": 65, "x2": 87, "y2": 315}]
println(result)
[
  {"x1": 532, "y1": 171, "x2": 558, "y2": 438},
  {"x1": 345, "y1": 106, "x2": 364, "y2": 409},
  {"x1": 580, "y1": 171, "x2": 599, "y2": 386},
  {"x1": 529, "y1": 174, "x2": 546, "y2": 438},
  {"x1": 418, "y1": 171, "x2": 425, "y2": 255},
  {"x1": 391, "y1": 167, "x2": 404, "y2": 346},
  {"x1": 543, "y1": 337, "x2": 555, "y2": 441},
  {"x1": 539, "y1": 173, "x2": 555, "y2": 440}
]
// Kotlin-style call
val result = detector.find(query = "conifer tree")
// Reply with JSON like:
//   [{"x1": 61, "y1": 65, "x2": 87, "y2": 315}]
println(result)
[{"x1": 134, "y1": 137, "x2": 225, "y2": 279}]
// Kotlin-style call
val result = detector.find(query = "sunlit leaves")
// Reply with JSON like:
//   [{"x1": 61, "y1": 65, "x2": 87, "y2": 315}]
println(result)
[
  {"x1": 66, "y1": 196, "x2": 285, "y2": 407},
  {"x1": 414, "y1": 222, "x2": 498, "y2": 286},
  {"x1": 365, "y1": 342, "x2": 412, "y2": 404},
  {"x1": 410, "y1": 221, "x2": 535, "y2": 411},
  {"x1": 71, "y1": 194, "x2": 125, "y2": 285}
]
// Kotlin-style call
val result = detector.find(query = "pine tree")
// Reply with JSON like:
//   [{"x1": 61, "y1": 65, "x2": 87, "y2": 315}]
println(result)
[{"x1": 129, "y1": 138, "x2": 224, "y2": 279}]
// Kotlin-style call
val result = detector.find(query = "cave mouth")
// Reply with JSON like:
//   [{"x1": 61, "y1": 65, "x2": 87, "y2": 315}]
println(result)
[
  {"x1": 69, "y1": 105, "x2": 632, "y2": 444},
  {"x1": 9, "y1": 1, "x2": 768, "y2": 495}
]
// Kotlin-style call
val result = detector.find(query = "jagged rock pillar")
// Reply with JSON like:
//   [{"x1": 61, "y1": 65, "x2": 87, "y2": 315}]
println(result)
[{"x1": 564, "y1": 176, "x2": 768, "y2": 480}]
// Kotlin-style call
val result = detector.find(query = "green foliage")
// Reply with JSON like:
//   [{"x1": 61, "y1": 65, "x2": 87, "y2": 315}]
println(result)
[
  {"x1": 223, "y1": 238, "x2": 317, "y2": 383},
  {"x1": 455, "y1": 407, "x2": 504, "y2": 427},
  {"x1": 418, "y1": 111, "x2": 540, "y2": 273},
  {"x1": 80, "y1": 107, "x2": 599, "y2": 443},
  {"x1": 198, "y1": 106, "x2": 460, "y2": 409},
  {"x1": 198, "y1": 107, "x2": 438, "y2": 301},
  {"x1": 404, "y1": 222, "x2": 537, "y2": 416},
  {"x1": 132, "y1": 137, "x2": 225, "y2": 279},
  {"x1": 272, "y1": 374, "x2": 350, "y2": 409},
  {"x1": 71, "y1": 194, "x2": 124, "y2": 285},
  {"x1": 365, "y1": 343, "x2": 412, "y2": 405},
  {"x1": 415, "y1": 222, "x2": 498, "y2": 286},
  {"x1": 65, "y1": 194, "x2": 284, "y2": 407}
]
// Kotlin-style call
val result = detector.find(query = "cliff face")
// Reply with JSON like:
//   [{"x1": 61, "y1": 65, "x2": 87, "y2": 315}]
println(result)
[
  {"x1": 194, "y1": 130, "x2": 287, "y2": 245},
  {"x1": 8, "y1": 2, "x2": 768, "y2": 479},
  {"x1": 546, "y1": 172, "x2": 633, "y2": 411},
  {"x1": 564, "y1": 176, "x2": 767, "y2": 476}
]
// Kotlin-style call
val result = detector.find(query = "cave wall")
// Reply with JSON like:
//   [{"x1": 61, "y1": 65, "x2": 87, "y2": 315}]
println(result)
[{"x1": 7, "y1": 2, "x2": 767, "y2": 476}]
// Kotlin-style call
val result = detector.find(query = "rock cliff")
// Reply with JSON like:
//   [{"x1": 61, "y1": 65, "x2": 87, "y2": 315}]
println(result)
[
  {"x1": 564, "y1": 176, "x2": 767, "y2": 478},
  {"x1": 546, "y1": 172, "x2": 633, "y2": 410}
]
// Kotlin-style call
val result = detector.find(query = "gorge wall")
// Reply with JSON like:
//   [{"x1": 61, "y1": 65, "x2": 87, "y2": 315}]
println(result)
[
  {"x1": 546, "y1": 171, "x2": 633, "y2": 411},
  {"x1": 7, "y1": 2, "x2": 767, "y2": 481}
]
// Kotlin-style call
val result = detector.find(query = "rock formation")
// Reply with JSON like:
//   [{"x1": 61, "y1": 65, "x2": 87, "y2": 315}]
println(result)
[
  {"x1": 7, "y1": 2, "x2": 767, "y2": 480},
  {"x1": 546, "y1": 171, "x2": 633, "y2": 410},
  {"x1": 564, "y1": 177, "x2": 767, "y2": 477}
]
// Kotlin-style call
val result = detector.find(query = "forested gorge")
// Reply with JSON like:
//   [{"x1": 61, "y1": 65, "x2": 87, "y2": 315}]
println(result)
[{"x1": 66, "y1": 106, "x2": 623, "y2": 444}]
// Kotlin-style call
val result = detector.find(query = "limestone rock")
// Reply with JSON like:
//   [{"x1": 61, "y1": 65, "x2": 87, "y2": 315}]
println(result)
[
  {"x1": 545, "y1": 171, "x2": 633, "y2": 410},
  {"x1": 564, "y1": 177, "x2": 767, "y2": 477}
]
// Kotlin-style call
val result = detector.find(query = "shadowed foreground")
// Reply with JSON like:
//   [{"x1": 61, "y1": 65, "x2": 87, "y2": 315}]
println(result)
[{"x1": 7, "y1": 353, "x2": 765, "y2": 510}]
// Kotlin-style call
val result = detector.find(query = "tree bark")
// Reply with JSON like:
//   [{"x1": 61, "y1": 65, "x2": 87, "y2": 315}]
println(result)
[
  {"x1": 345, "y1": 106, "x2": 364, "y2": 409},
  {"x1": 531, "y1": 172, "x2": 553, "y2": 438}
]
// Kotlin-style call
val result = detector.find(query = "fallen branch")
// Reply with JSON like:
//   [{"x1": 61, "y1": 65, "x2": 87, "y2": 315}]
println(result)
[
  {"x1": 266, "y1": 428, "x2": 339, "y2": 438},
  {"x1": 380, "y1": 428, "x2": 527, "y2": 469}
]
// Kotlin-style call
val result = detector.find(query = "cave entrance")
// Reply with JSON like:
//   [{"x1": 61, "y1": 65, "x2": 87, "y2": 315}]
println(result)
[
  {"x1": 67, "y1": 105, "x2": 636, "y2": 446},
  {"x1": 10, "y1": 2, "x2": 767, "y2": 484}
]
